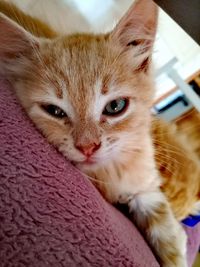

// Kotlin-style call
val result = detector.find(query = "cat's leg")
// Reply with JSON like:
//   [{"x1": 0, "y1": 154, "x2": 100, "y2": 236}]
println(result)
[{"x1": 120, "y1": 190, "x2": 187, "y2": 267}]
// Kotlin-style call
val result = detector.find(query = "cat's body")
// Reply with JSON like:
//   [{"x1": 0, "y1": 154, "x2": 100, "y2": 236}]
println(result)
[
  {"x1": 153, "y1": 119, "x2": 200, "y2": 220},
  {"x1": 0, "y1": 0, "x2": 200, "y2": 266}
]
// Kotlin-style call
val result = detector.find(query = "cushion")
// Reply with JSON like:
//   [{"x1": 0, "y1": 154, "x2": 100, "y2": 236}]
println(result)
[{"x1": 0, "y1": 79, "x2": 199, "y2": 266}]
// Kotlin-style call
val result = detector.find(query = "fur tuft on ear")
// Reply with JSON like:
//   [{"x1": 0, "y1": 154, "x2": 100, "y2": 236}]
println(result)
[
  {"x1": 0, "y1": 13, "x2": 39, "y2": 76},
  {"x1": 110, "y1": 0, "x2": 158, "y2": 72}
]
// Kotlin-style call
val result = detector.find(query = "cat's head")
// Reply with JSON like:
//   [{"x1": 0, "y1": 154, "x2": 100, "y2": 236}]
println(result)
[{"x1": 0, "y1": 0, "x2": 158, "y2": 170}]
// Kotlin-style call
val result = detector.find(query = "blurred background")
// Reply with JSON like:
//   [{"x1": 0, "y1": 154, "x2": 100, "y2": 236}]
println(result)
[{"x1": 7, "y1": 0, "x2": 200, "y2": 155}]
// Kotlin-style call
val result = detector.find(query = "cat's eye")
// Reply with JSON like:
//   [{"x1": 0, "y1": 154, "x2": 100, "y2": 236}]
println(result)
[
  {"x1": 103, "y1": 98, "x2": 128, "y2": 116},
  {"x1": 41, "y1": 104, "x2": 67, "y2": 119}
]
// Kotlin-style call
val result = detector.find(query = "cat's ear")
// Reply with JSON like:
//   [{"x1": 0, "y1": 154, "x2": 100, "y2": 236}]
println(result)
[
  {"x1": 110, "y1": 0, "x2": 158, "y2": 72},
  {"x1": 0, "y1": 13, "x2": 39, "y2": 61}
]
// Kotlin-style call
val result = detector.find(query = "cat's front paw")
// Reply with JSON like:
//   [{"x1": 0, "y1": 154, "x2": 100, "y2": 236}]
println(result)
[
  {"x1": 127, "y1": 191, "x2": 188, "y2": 267},
  {"x1": 162, "y1": 225, "x2": 187, "y2": 267},
  {"x1": 163, "y1": 256, "x2": 187, "y2": 267}
]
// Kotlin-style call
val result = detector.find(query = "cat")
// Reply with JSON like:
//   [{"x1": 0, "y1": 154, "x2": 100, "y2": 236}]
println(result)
[
  {"x1": 2, "y1": 0, "x2": 200, "y2": 266},
  {"x1": 2, "y1": 0, "x2": 199, "y2": 221}
]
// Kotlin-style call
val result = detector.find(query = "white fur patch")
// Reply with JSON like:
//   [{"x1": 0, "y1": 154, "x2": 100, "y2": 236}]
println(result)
[{"x1": 129, "y1": 191, "x2": 165, "y2": 216}]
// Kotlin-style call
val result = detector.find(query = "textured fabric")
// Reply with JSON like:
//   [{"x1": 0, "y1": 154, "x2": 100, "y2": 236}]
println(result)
[
  {"x1": 0, "y1": 79, "x2": 199, "y2": 267},
  {"x1": 184, "y1": 225, "x2": 200, "y2": 266}
]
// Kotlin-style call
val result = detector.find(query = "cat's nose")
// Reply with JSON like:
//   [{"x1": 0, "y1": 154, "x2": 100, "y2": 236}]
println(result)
[{"x1": 76, "y1": 142, "x2": 101, "y2": 157}]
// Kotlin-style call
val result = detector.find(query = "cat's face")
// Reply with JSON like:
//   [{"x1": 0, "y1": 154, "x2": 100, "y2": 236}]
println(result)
[
  {"x1": 15, "y1": 35, "x2": 155, "y2": 170},
  {"x1": 0, "y1": 0, "x2": 158, "y2": 170}
]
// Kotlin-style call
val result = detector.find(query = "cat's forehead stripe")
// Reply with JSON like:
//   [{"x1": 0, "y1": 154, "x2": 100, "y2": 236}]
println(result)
[
  {"x1": 101, "y1": 86, "x2": 108, "y2": 95},
  {"x1": 55, "y1": 87, "x2": 63, "y2": 99},
  {"x1": 46, "y1": 72, "x2": 64, "y2": 99},
  {"x1": 101, "y1": 75, "x2": 110, "y2": 95}
]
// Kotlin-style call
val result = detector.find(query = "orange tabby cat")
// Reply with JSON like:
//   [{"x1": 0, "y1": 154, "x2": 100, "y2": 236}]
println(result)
[{"x1": 1, "y1": 0, "x2": 200, "y2": 266}]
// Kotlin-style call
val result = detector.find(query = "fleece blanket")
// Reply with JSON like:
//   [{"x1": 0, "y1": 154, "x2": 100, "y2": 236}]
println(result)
[{"x1": 0, "y1": 79, "x2": 200, "y2": 267}]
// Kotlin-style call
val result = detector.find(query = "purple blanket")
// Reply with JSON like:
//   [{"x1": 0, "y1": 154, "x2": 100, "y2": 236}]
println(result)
[{"x1": 0, "y1": 79, "x2": 199, "y2": 266}]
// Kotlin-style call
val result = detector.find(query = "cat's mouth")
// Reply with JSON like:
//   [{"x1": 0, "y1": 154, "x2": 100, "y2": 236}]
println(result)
[{"x1": 72, "y1": 158, "x2": 100, "y2": 172}]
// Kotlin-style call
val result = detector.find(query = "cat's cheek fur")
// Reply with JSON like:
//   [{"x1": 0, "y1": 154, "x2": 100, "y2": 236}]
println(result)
[{"x1": 25, "y1": 110, "x2": 83, "y2": 161}]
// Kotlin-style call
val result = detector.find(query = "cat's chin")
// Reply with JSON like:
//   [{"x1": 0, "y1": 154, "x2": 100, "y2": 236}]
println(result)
[{"x1": 73, "y1": 160, "x2": 101, "y2": 171}]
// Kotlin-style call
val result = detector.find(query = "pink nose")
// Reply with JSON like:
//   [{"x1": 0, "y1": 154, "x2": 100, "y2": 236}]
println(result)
[{"x1": 76, "y1": 142, "x2": 101, "y2": 157}]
